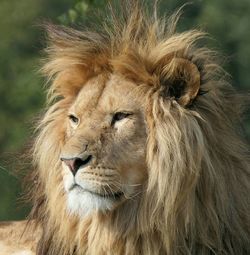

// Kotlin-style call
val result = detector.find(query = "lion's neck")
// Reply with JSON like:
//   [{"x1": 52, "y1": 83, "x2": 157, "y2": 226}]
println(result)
[
  {"x1": 49, "y1": 198, "x2": 164, "y2": 255},
  {"x1": 79, "y1": 211, "x2": 163, "y2": 255}
]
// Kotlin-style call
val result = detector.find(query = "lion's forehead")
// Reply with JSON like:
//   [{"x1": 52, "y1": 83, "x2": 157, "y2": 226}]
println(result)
[{"x1": 71, "y1": 74, "x2": 140, "y2": 116}]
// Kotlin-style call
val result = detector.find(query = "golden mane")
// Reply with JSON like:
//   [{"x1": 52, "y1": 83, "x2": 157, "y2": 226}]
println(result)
[{"x1": 28, "y1": 2, "x2": 250, "y2": 254}]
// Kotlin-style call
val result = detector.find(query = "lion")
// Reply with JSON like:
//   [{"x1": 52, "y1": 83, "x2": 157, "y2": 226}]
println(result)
[{"x1": 1, "y1": 2, "x2": 250, "y2": 255}]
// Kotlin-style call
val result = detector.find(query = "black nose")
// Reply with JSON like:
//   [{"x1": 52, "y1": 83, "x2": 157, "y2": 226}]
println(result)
[{"x1": 61, "y1": 155, "x2": 92, "y2": 175}]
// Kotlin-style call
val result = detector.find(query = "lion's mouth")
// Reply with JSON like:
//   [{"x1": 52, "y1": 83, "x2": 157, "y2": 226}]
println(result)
[{"x1": 69, "y1": 184, "x2": 124, "y2": 200}]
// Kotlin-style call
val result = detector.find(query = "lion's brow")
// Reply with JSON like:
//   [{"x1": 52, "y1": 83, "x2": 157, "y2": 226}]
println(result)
[{"x1": 77, "y1": 77, "x2": 107, "y2": 113}]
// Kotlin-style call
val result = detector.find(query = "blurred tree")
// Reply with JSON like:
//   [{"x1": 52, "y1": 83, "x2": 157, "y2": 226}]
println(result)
[
  {"x1": 0, "y1": 0, "x2": 249, "y2": 221},
  {"x1": 58, "y1": 0, "x2": 107, "y2": 25}
]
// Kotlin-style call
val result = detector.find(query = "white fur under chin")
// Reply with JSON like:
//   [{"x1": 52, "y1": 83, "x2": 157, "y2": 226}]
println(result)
[{"x1": 67, "y1": 188, "x2": 115, "y2": 216}]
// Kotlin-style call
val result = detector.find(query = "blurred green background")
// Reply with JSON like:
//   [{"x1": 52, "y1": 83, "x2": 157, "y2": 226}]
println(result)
[{"x1": 0, "y1": 0, "x2": 249, "y2": 221}]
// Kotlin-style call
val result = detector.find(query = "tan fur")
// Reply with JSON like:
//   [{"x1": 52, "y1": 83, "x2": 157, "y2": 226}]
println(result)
[
  {"x1": 11, "y1": 2, "x2": 250, "y2": 255},
  {"x1": 0, "y1": 221, "x2": 41, "y2": 255}
]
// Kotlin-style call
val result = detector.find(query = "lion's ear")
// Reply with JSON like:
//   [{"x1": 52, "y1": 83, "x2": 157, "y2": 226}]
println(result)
[{"x1": 159, "y1": 58, "x2": 200, "y2": 106}]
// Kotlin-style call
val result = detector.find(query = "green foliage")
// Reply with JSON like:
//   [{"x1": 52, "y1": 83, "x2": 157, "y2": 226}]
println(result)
[
  {"x1": 58, "y1": 0, "x2": 107, "y2": 25},
  {"x1": 0, "y1": 0, "x2": 249, "y2": 221}
]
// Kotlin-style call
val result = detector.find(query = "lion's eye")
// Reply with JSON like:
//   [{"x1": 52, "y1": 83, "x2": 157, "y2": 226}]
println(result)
[
  {"x1": 68, "y1": 114, "x2": 79, "y2": 125},
  {"x1": 111, "y1": 112, "x2": 132, "y2": 126}
]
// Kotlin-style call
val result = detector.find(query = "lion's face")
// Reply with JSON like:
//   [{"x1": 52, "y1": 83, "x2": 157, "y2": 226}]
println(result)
[{"x1": 60, "y1": 74, "x2": 147, "y2": 215}]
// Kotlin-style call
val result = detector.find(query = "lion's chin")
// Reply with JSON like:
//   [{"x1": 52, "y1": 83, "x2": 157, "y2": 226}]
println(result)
[{"x1": 66, "y1": 186, "x2": 123, "y2": 216}]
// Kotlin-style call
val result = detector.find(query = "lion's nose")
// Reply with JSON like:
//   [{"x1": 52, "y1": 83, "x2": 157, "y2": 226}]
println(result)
[{"x1": 60, "y1": 155, "x2": 92, "y2": 176}]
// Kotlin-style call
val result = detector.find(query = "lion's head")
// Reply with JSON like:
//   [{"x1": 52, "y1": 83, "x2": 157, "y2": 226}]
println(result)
[
  {"x1": 29, "y1": 2, "x2": 250, "y2": 255},
  {"x1": 60, "y1": 74, "x2": 147, "y2": 215}
]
